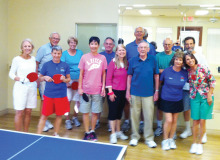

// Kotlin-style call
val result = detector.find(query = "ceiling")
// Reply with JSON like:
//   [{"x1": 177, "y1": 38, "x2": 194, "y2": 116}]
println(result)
[{"x1": 119, "y1": 1, "x2": 220, "y2": 18}]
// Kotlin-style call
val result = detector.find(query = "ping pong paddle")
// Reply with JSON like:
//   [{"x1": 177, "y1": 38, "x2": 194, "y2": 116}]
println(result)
[
  {"x1": 82, "y1": 93, "x2": 89, "y2": 102},
  {"x1": 53, "y1": 74, "x2": 63, "y2": 84},
  {"x1": 26, "y1": 72, "x2": 38, "y2": 82},
  {"x1": 71, "y1": 82, "x2": 78, "y2": 90}
]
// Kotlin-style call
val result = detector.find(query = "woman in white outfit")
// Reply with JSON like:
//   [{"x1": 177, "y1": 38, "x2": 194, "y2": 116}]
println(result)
[{"x1": 9, "y1": 39, "x2": 37, "y2": 132}]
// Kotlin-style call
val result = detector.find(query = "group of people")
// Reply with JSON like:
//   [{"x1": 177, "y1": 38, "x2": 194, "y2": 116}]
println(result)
[{"x1": 9, "y1": 26, "x2": 215, "y2": 155}]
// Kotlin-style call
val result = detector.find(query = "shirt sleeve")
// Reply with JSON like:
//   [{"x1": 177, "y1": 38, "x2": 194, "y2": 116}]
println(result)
[
  {"x1": 205, "y1": 66, "x2": 216, "y2": 88},
  {"x1": 106, "y1": 61, "x2": 114, "y2": 88},
  {"x1": 127, "y1": 59, "x2": 134, "y2": 75},
  {"x1": 35, "y1": 47, "x2": 45, "y2": 62},
  {"x1": 60, "y1": 51, "x2": 66, "y2": 62},
  {"x1": 78, "y1": 55, "x2": 85, "y2": 70},
  {"x1": 103, "y1": 56, "x2": 108, "y2": 70},
  {"x1": 9, "y1": 57, "x2": 18, "y2": 80}
]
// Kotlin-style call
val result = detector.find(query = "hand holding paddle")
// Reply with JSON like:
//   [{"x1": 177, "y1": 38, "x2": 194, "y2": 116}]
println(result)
[{"x1": 53, "y1": 74, "x2": 63, "y2": 84}]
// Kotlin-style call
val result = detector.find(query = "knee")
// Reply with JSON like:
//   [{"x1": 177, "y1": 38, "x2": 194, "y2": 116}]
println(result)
[
  {"x1": 165, "y1": 118, "x2": 173, "y2": 124},
  {"x1": 15, "y1": 110, "x2": 24, "y2": 117},
  {"x1": 25, "y1": 109, "x2": 32, "y2": 116}
]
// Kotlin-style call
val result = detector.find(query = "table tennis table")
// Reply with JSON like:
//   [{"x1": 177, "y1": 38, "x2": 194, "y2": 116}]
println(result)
[{"x1": 0, "y1": 129, "x2": 127, "y2": 160}]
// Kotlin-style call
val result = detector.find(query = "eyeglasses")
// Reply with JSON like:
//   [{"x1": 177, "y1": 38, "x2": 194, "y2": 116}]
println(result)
[
  {"x1": 105, "y1": 43, "x2": 113, "y2": 46},
  {"x1": 51, "y1": 37, "x2": 60, "y2": 41}
]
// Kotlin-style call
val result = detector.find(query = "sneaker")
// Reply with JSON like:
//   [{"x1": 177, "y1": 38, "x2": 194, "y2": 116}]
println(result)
[
  {"x1": 95, "y1": 121, "x2": 100, "y2": 130},
  {"x1": 173, "y1": 132, "x2": 177, "y2": 140},
  {"x1": 189, "y1": 143, "x2": 197, "y2": 154},
  {"x1": 65, "y1": 120, "x2": 73, "y2": 130},
  {"x1": 146, "y1": 140, "x2": 157, "y2": 148},
  {"x1": 72, "y1": 117, "x2": 81, "y2": 127},
  {"x1": 154, "y1": 127, "x2": 163, "y2": 136},
  {"x1": 90, "y1": 131, "x2": 98, "y2": 142},
  {"x1": 180, "y1": 130, "x2": 192, "y2": 139},
  {"x1": 53, "y1": 133, "x2": 60, "y2": 137},
  {"x1": 202, "y1": 133, "x2": 207, "y2": 144},
  {"x1": 121, "y1": 121, "x2": 130, "y2": 132},
  {"x1": 107, "y1": 123, "x2": 112, "y2": 132},
  {"x1": 46, "y1": 120, "x2": 54, "y2": 129},
  {"x1": 169, "y1": 138, "x2": 177, "y2": 149},
  {"x1": 116, "y1": 131, "x2": 128, "y2": 140},
  {"x1": 196, "y1": 144, "x2": 203, "y2": 155},
  {"x1": 139, "y1": 122, "x2": 144, "y2": 134},
  {"x1": 129, "y1": 139, "x2": 138, "y2": 146},
  {"x1": 83, "y1": 132, "x2": 90, "y2": 140},
  {"x1": 43, "y1": 125, "x2": 49, "y2": 132},
  {"x1": 110, "y1": 133, "x2": 117, "y2": 144},
  {"x1": 161, "y1": 139, "x2": 170, "y2": 150}
]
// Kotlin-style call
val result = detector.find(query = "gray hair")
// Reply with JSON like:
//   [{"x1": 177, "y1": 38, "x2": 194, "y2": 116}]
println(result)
[
  {"x1": 104, "y1": 37, "x2": 115, "y2": 45},
  {"x1": 49, "y1": 32, "x2": 61, "y2": 39},
  {"x1": 138, "y1": 40, "x2": 149, "y2": 48},
  {"x1": 163, "y1": 38, "x2": 173, "y2": 44},
  {"x1": 51, "y1": 45, "x2": 62, "y2": 52},
  {"x1": 67, "y1": 36, "x2": 78, "y2": 45},
  {"x1": 20, "y1": 38, "x2": 34, "y2": 54},
  {"x1": 134, "y1": 26, "x2": 144, "y2": 33}
]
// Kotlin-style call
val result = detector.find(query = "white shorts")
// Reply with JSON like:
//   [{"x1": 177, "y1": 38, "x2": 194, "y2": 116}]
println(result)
[
  {"x1": 13, "y1": 81, "x2": 37, "y2": 110},
  {"x1": 67, "y1": 80, "x2": 80, "y2": 102}
]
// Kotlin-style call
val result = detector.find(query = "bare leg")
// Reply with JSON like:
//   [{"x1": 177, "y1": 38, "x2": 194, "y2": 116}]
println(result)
[
  {"x1": 83, "y1": 113, "x2": 90, "y2": 132},
  {"x1": 15, "y1": 110, "x2": 24, "y2": 131},
  {"x1": 23, "y1": 108, "x2": 32, "y2": 132},
  {"x1": 199, "y1": 119, "x2": 206, "y2": 144},
  {"x1": 169, "y1": 113, "x2": 179, "y2": 138},
  {"x1": 157, "y1": 109, "x2": 163, "y2": 121},
  {"x1": 37, "y1": 115, "x2": 47, "y2": 134},
  {"x1": 54, "y1": 115, "x2": 62, "y2": 134},
  {"x1": 116, "y1": 120, "x2": 121, "y2": 132},
  {"x1": 110, "y1": 120, "x2": 116, "y2": 134},
  {"x1": 183, "y1": 110, "x2": 190, "y2": 121},
  {"x1": 192, "y1": 120, "x2": 200, "y2": 143},
  {"x1": 91, "y1": 113, "x2": 98, "y2": 131},
  {"x1": 163, "y1": 113, "x2": 172, "y2": 139}
]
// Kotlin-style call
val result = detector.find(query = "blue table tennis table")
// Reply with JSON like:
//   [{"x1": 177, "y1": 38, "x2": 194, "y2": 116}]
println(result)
[{"x1": 0, "y1": 129, "x2": 127, "y2": 160}]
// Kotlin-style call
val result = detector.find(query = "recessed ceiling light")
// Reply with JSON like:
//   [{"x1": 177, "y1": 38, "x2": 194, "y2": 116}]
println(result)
[
  {"x1": 126, "y1": 7, "x2": 133, "y2": 10},
  {"x1": 200, "y1": 5, "x2": 215, "y2": 8},
  {"x1": 195, "y1": 10, "x2": 209, "y2": 15},
  {"x1": 133, "y1": 4, "x2": 146, "y2": 8},
  {"x1": 139, "y1": 9, "x2": 152, "y2": 15}
]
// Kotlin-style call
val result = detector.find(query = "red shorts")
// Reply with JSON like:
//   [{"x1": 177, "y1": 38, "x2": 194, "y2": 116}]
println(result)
[{"x1": 42, "y1": 95, "x2": 70, "y2": 116}]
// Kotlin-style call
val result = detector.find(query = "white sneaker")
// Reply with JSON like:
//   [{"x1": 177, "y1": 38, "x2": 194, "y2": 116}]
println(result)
[
  {"x1": 169, "y1": 138, "x2": 177, "y2": 149},
  {"x1": 146, "y1": 140, "x2": 157, "y2": 148},
  {"x1": 180, "y1": 130, "x2": 192, "y2": 139},
  {"x1": 53, "y1": 132, "x2": 60, "y2": 137},
  {"x1": 189, "y1": 143, "x2": 197, "y2": 154},
  {"x1": 202, "y1": 133, "x2": 207, "y2": 144},
  {"x1": 116, "y1": 131, "x2": 128, "y2": 140},
  {"x1": 161, "y1": 139, "x2": 170, "y2": 150},
  {"x1": 46, "y1": 120, "x2": 54, "y2": 129},
  {"x1": 72, "y1": 117, "x2": 81, "y2": 127},
  {"x1": 65, "y1": 120, "x2": 73, "y2": 130},
  {"x1": 196, "y1": 144, "x2": 203, "y2": 155},
  {"x1": 110, "y1": 133, "x2": 117, "y2": 144},
  {"x1": 129, "y1": 139, "x2": 138, "y2": 146},
  {"x1": 43, "y1": 125, "x2": 49, "y2": 132}
]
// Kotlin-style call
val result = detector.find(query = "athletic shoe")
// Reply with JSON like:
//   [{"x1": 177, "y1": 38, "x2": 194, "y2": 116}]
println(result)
[
  {"x1": 83, "y1": 132, "x2": 90, "y2": 140},
  {"x1": 110, "y1": 133, "x2": 117, "y2": 144},
  {"x1": 53, "y1": 133, "x2": 60, "y2": 137},
  {"x1": 179, "y1": 130, "x2": 192, "y2": 139},
  {"x1": 202, "y1": 133, "x2": 207, "y2": 144},
  {"x1": 154, "y1": 127, "x2": 163, "y2": 137},
  {"x1": 129, "y1": 139, "x2": 138, "y2": 146},
  {"x1": 121, "y1": 121, "x2": 130, "y2": 132},
  {"x1": 65, "y1": 120, "x2": 73, "y2": 130},
  {"x1": 161, "y1": 139, "x2": 170, "y2": 150},
  {"x1": 146, "y1": 140, "x2": 157, "y2": 148},
  {"x1": 196, "y1": 144, "x2": 203, "y2": 155},
  {"x1": 72, "y1": 117, "x2": 81, "y2": 127},
  {"x1": 95, "y1": 121, "x2": 100, "y2": 130},
  {"x1": 90, "y1": 131, "x2": 98, "y2": 142},
  {"x1": 139, "y1": 122, "x2": 144, "y2": 134},
  {"x1": 107, "y1": 123, "x2": 112, "y2": 132},
  {"x1": 46, "y1": 120, "x2": 54, "y2": 129},
  {"x1": 169, "y1": 138, "x2": 177, "y2": 149},
  {"x1": 189, "y1": 143, "x2": 197, "y2": 154},
  {"x1": 116, "y1": 131, "x2": 128, "y2": 140},
  {"x1": 43, "y1": 125, "x2": 49, "y2": 132}
]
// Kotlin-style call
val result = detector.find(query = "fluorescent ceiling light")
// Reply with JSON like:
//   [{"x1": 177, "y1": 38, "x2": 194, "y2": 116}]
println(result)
[
  {"x1": 195, "y1": 10, "x2": 209, "y2": 15},
  {"x1": 133, "y1": 4, "x2": 146, "y2": 8},
  {"x1": 207, "y1": 7, "x2": 220, "y2": 10},
  {"x1": 200, "y1": 5, "x2": 215, "y2": 8},
  {"x1": 126, "y1": 7, "x2": 133, "y2": 10},
  {"x1": 139, "y1": 9, "x2": 152, "y2": 15}
]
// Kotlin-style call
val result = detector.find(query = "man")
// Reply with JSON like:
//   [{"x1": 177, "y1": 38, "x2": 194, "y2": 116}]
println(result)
[
  {"x1": 122, "y1": 27, "x2": 156, "y2": 133},
  {"x1": 154, "y1": 38, "x2": 175, "y2": 137},
  {"x1": 96, "y1": 37, "x2": 115, "y2": 130},
  {"x1": 172, "y1": 40, "x2": 183, "y2": 51},
  {"x1": 126, "y1": 41, "x2": 159, "y2": 148},
  {"x1": 36, "y1": 32, "x2": 61, "y2": 132},
  {"x1": 180, "y1": 37, "x2": 208, "y2": 143}
]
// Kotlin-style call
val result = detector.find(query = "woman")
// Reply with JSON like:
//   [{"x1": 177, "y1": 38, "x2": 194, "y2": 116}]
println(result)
[
  {"x1": 37, "y1": 46, "x2": 70, "y2": 136},
  {"x1": 184, "y1": 53, "x2": 215, "y2": 155},
  {"x1": 159, "y1": 51, "x2": 188, "y2": 150},
  {"x1": 61, "y1": 36, "x2": 83, "y2": 130},
  {"x1": 9, "y1": 39, "x2": 37, "y2": 132},
  {"x1": 78, "y1": 36, "x2": 107, "y2": 141},
  {"x1": 106, "y1": 44, "x2": 128, "y2": 144}
]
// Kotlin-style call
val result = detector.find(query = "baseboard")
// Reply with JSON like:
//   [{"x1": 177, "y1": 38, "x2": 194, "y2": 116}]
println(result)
[{"x1": 0, "y1": 109, "x2": 9, "y2": 116}]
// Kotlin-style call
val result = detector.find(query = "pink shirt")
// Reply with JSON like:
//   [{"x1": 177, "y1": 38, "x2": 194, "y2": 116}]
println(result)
[
  {"x1": 106, "y1": 59, "x2": 128, "y2": 91},
  {"x1": 78, "y1": 53, "x2": 107, "y2": 94}
]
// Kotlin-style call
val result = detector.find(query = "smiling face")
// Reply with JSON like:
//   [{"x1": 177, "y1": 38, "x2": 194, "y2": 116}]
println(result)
[
  {"x1": 184, "y1": 39, "x2": 195, "y2": 52},
  {"x1": 138, "y1": 42, "x2": 149, "y2": 57},
  {"x1": 185, "y1": 54, "x2": 196, "y2": 68},
  {"x1": 104, "y1": 38, "x2": 115, "y2": 53},
  {"x1": 52, "y1": 49, "x2": 62, "y2": 63},
  {"x1": 134, "y1": 27, "x2": 144, "y2": 41},
  {"x1": 116, "y1": 45, "x2": 126, "y2": 59},
  {"x1": 49, "y1": 33, "x2": 60, "y2": 46},
  {"x1": 89, "y1": 40, "x2": 99, "y2": 53},
  {"x1": 174, "y1": 57, "x2": 183, "y2": 68},
  {"x1": 21, "y1": 41, "x2": 33, "y2": 55},
  {"x1": 68, "y1": 39, "x2": 77, "y2": 50}
]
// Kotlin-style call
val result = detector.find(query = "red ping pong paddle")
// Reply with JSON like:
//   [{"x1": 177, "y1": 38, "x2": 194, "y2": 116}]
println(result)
[
  {"x1": 71, "y1": 82, "x2": 78, "y2": 90},
  {"x1": 26, "y1": 72, "x2": 38, "y2": 82},
  {"x1": 53, "y1": 74, "x2": 63, "y2": 84}
]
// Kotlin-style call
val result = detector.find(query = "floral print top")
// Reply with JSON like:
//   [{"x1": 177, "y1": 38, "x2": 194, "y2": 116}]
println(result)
[{"x1": 188, "y1": 64, "x2": 216, "y2": 99}]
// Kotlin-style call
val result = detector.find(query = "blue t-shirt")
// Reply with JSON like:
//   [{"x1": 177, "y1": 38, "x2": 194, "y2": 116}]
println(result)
[
  {"x1": 40, "y1": 60, "x2": 70, "y2": 98},
  {"x1": 36, "y1": 43, "x2": 53, "y2": 72},
  {"x1": 126, "y1": 40, "x2": 156, "y2": 61},
  {"x1": 99, "y1": 51, "x2": 115, "y2": 65},
  {"x1": 61, "y1": 49, "x2": 83, "y2": 80},
  {"x1": 160, "y1": 66, "x2": 188, "y2": 101},
  {"x1": 127, "y1": 54, "x2": 159, "y2": 97}
]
